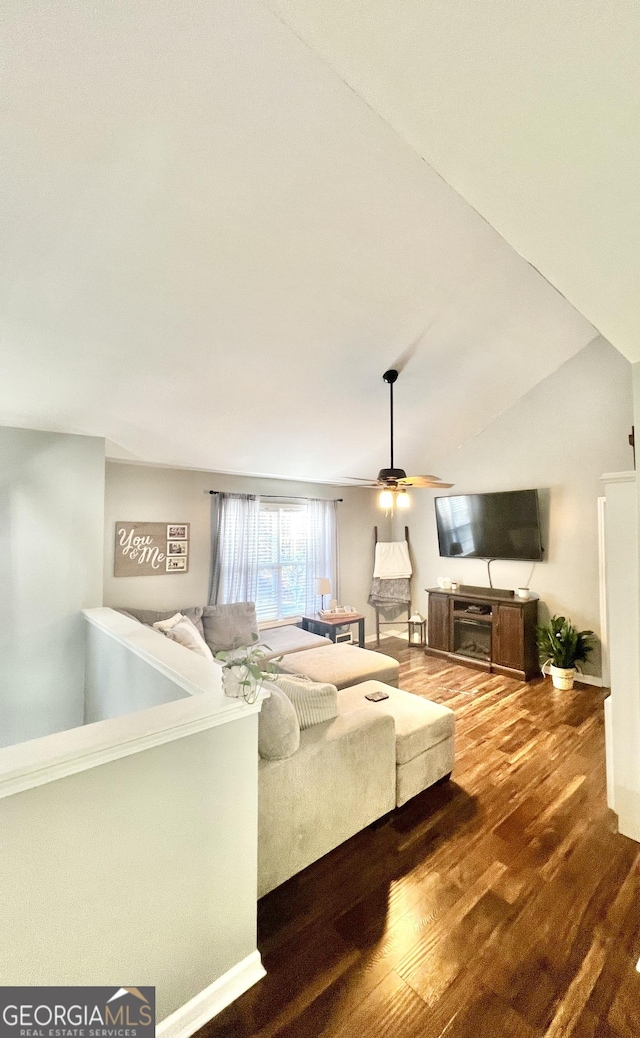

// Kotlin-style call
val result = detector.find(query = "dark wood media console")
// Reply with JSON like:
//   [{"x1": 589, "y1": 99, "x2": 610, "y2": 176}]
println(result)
[{"x1": 425, "y1": 587, "x2": 539, "y2": 681}]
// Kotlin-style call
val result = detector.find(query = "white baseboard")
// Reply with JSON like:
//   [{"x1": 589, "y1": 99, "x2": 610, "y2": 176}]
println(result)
[
  {"x1": 573, "y1": 673, "x2": 604, "y2": 688},
  {"x1": 365, "y1": 629, "x2": 408, "y2": 645},
  {"x1": 157, "y1": 950, "x2": 265, "y2": 1038}
]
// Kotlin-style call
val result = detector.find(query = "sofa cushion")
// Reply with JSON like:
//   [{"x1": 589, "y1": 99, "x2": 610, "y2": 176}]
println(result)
[
  {"x1": 338, "y1": 681, "x2": 455, "y2": 765},
  {"x1": 269, "y1": 673, "x2": 338, "y2": 730},
  {"x1": 258, "y1": 625, "x2": 328, "y2": 658},
  {"x1": 152, "y1": 613, "x2": 214, "y2": 661},
  {"x1": 115, "y1": 606, "x2": 205, "y2": 638},
  {"x1": 258, "y1": 684, "x2": 300, "y2": 760},
  {"x1": 278, "y1": 643, "x2": 399, "y2": 690},
  {"x1": 202, "y1": 602, "x2": 259, "y2": 652}
]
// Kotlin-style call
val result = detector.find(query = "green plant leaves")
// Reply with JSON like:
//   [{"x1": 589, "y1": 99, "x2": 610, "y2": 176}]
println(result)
[
  {"x1": 536, "y1": 615, "x2": 595, "y2": 670},
  {"x1": 215, "y1": 639, "x2": 284, "y2": 703}
]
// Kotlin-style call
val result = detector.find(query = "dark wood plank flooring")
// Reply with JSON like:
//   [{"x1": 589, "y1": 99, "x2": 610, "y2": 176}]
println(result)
[{"x1": 200, "y1": 639, "x2": 640, "y2": 1038}]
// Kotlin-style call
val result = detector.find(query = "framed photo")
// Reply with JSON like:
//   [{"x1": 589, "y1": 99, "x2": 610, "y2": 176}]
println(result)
[
  {"x1": 167, "y1": 524, "x2": 188, "y2": 540},
  {"x1": 167, "y1": 540, "x2": 188, "y2": 556},
  {"x1": 166, "y1": 556, "x2": 187, "y2": 572}
]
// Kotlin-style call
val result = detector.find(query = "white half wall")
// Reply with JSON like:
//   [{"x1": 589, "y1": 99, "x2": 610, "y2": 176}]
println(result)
[
  {"x1": 0, "y1": 718, "x2": 260, "y2": 1024},
  {"x1": 103, "y1": 463, "x2": 387, "y2": 632},
  {"x1": 0, "y1": 426, "x2": 105, "y2": 747},
  {"x1": 394, "y1": 338, "x2": 633, "y2": 678}
]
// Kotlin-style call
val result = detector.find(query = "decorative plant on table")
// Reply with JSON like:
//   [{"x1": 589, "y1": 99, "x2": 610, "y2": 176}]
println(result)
[
  {"x1": 536, "y1": 615, "x2": 595, "y2": 690},
  {"x1": 215, "y1": 634, "x2": 282, "y2": 704}
]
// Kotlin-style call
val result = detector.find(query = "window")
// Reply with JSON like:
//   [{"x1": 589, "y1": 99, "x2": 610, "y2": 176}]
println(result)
[
  {"x1": 211, "y1": 493, "x2": 337, "y2": 619},
  {"x1": 256, "y1": 503, "x2": 311, "y2": 622}
]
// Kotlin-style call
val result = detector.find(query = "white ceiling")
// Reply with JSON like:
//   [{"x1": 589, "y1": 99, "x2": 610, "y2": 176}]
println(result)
[
  {"x1": 268, "y1": 0, "x2": 640, "y2": 363},
  {"x1": 1, "y1": 1, "x2": 601, "y2": 482}
]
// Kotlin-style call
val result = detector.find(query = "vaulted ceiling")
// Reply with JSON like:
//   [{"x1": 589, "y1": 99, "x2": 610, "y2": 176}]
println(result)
[
  {"x1": 268, "y1": 0, "x2": 640, "y2": 364},
  {"x1": 0, "y1": 1, "x2": 618, "y2": 482}
]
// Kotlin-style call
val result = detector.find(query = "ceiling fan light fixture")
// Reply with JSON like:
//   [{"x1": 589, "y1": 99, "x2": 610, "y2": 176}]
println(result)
[
  {"x1": 396, "y1": 490, "x2": 411, "y2": 510},
  {"x1": 379, "y1": 489, "x2": 394, "y2": 511}
]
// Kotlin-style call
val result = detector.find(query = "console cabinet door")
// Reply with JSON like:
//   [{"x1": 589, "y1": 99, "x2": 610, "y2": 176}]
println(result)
[
  {"x1": 428, "y1": 594, "x2": 451, "y2": 651},
  {"x1": 494, "y1": 604, "x2": 524, "y2": 670}
]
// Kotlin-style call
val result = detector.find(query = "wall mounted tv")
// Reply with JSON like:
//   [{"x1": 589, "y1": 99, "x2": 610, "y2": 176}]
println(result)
[{"x1": 435, "y1": 489, "x2": 543, "y2": 561}]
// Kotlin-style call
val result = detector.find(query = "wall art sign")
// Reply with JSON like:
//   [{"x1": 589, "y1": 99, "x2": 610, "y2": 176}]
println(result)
[{"x1": 114, "y1": 522, "x2": 190, "y2": 576}]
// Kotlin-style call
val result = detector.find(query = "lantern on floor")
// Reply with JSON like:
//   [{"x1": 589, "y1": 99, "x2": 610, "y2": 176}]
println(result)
[{"x1": 408, "y1": 613, "x2": 426, "y2": 648}]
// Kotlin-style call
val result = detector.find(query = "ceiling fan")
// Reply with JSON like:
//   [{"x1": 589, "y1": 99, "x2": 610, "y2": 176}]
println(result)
[{"x1": 352, "y1": 369, "x2": 453, "y2": 506}]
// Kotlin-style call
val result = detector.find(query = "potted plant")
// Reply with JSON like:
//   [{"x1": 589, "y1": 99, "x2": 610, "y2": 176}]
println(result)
[
  {"x1": 536, "y1": 614, "x2": 595, "y2": 690},
  {"x1": 215, "y1": 634, "x2": 282, "y2": 704}
]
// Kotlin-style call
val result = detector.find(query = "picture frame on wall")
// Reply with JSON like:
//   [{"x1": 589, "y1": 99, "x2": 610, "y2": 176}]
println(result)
[{"x1": 114, "y1": 521, "x2": 190, "y2": 576}]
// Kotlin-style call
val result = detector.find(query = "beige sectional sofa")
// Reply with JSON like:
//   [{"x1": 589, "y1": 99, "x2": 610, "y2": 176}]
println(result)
[{"x1": 116, "y1": 605, "x2": 455, "y2": 897}]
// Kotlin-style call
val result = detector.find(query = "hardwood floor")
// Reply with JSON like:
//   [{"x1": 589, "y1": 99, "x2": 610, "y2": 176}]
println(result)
[{"x1": 200, "y1": 639, "x2": 640, "y2": 1038}]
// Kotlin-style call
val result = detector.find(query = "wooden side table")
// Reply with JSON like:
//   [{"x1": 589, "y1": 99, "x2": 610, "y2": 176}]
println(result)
[{"x1": 301, "y1": 613, "x2": 366, "y2": 648}]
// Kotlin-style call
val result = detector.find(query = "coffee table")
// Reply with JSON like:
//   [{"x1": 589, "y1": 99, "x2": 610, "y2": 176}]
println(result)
[{"x1": 301, "y1": 612, "x2": 365, "y2": 648}]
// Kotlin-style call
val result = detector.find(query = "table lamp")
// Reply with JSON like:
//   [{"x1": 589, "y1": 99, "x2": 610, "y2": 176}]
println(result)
[{"x1": 315, "y1": 577, "x2": 332, "y2": 610}]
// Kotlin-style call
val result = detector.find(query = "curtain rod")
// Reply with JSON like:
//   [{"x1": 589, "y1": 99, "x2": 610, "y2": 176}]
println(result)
[{"x1": 208, "y1": 490, "x2": 343, "y2": 502}]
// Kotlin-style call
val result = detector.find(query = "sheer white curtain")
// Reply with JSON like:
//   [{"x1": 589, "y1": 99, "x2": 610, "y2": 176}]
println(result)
[
  {"x1": 210, "y1": 493, "x2": 338, "y2": 615},
  {"x1": 209, "y1": 493, "x2": 261, "y2": 605},
  {"x1": 304, "y1": 498, "x2": 338, "y2": 614}
]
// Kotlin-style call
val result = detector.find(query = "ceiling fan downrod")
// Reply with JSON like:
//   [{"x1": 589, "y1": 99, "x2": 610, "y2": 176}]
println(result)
[{"x1": 378, "y1": 369, "x2": 407, "y2": 483}]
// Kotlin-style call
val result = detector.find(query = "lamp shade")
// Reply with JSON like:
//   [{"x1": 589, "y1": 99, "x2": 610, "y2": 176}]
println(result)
[
  {"x1": 396, "y1": 490, "x2": 411, "y2": 509},
  {"x1": 315, "y1": 577, "x2": 331, "y2": 596},
  {"x1": 379, "y1": 489, "x2": 394, "y2": 510}
]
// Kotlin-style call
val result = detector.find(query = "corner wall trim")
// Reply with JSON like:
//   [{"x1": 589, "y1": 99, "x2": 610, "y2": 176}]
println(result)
[{"x1": 157, "y1": 951, "x2": 265, "y2": 1038}]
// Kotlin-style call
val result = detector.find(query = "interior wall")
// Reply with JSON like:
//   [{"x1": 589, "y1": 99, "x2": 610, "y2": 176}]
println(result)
[
  {"x1": 0, "y1": 427, "x2": 105, "y2": 747},
  {"x1": 104, "y1": 463, "x2": 388, "y2": 634},
  {"x1": 393, "y1": 338, "x2": 633, "y2": 678}
]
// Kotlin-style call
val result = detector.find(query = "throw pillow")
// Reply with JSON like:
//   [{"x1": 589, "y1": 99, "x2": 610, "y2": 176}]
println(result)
[
  {"x1": 202, "y1": 602, "x2": 259, "y2": 652},
  {"x1": 258, "y1": 683, "x2": 300, "y2": 760},
  {"x1": 269, "y1": 673, "x2": 338, "y2": 730},
  {"x1": 153, "y1": 613, "x2": 214, "y2": 661}
]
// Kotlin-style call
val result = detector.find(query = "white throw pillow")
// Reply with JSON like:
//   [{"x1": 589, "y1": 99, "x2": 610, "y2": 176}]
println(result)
[
  {"x1": 269, "y1": 673, "x2": 338, "y2": 730},
  {"x1": 153, "y1": 613, "x2": 214, "y2": 661}
]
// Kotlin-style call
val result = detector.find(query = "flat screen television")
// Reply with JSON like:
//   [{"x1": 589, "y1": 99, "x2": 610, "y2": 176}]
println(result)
[{"x1": 435, "y1": 489, "x2": 543, "y2": 561}]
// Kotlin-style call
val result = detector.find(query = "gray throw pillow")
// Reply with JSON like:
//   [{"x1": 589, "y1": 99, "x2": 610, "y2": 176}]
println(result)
[
  {"x1": 115, "y1": 606, "x2": 205, "y2": 638},
  {"x1": 258, "y1": 684, "x2": 300, "y2": 760},
  {"x1": 202, "y1": 602, "x2": 258, "y2": 652}
]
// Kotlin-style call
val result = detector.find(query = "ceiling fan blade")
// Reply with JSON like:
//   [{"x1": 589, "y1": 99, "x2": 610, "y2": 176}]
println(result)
[
  {"x1": 398, "y1": 476, "x2": 454, "y2": 488},
  {"x1": 397, "y1": 474, "x2": 443, "y2": 484}
]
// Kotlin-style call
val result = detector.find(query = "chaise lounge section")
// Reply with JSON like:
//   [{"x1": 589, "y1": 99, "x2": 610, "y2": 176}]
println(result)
[
  {"x1": 338, "y1": 681, "x2": 455, "y2": 807},
  {"x1": 277, "y1": 641, "x2": 399, "y2": 689},
  {"x1": 258, "y1": 705, "x2": 396, "y2": 897}
]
